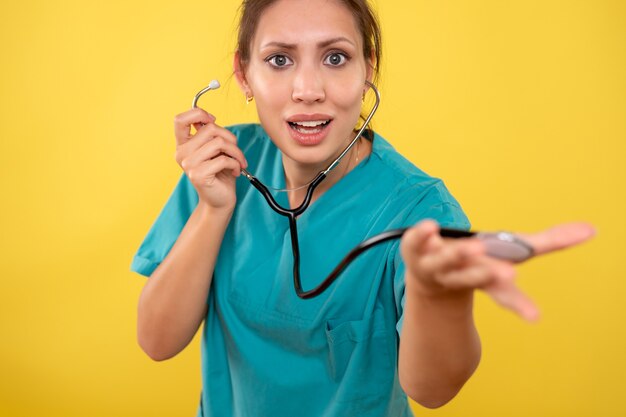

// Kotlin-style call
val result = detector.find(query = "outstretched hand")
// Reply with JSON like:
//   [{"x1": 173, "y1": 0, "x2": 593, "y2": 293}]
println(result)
[{"x1": 400, "y1": 221, "x2": 596, "y2": 321}]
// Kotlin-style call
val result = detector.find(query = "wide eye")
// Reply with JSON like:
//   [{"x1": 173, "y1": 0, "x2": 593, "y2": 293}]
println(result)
[
  {"x1": 324, "y1": 52, "x2": 348, "y2": 66},
  {"x1": 266, "y1": 54, "x2": 293, "y2": 68}
]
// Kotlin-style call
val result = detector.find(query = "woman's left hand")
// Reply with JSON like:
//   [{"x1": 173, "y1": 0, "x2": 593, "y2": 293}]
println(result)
[{"x1": 400, "y1": 220, "x2": 596, "y2": 321}]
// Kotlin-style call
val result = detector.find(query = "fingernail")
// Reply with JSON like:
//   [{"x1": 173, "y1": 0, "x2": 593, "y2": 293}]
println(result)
[
  {"x1": 526, "y1": 309, "x2": 540, "y2": 322},
  {"x1": 588, "y1": 225, "x2": 597, "y2": 237}
]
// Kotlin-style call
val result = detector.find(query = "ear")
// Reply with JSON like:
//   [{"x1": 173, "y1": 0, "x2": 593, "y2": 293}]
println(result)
[
  {"x1": 233, "y1": 51, "x2": 251, "y2": 94},
  {"x1": 365, "y1": 49, "x2": 376, "y2": 84}
]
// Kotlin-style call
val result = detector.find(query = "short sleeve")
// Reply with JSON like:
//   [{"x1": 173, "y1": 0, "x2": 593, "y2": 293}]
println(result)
[
  {"x1": 130, "y1": 173, "x2": 199, "y2": 277},
  {"x1": 393, "y1": 202, "x2": 471, "y2": 337}
]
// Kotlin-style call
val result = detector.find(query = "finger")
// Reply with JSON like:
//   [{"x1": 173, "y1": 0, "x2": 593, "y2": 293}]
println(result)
[
  {"x1": 199, "y1": 155, "x2": 243, "y2": 178},
  {"x1": 184, "y1": 138, "x2": 248, "y2": 171},
  {"x1": 177, "y1": 125, "x2": 245, "y2": 168},
  {"x1": 423, "y1": 229, "x2": 445, "y2": 253},
  {"x1": 417, "y1": 238, "x2": 485, "y2": 277},
  {"x1": 484, "y1": 281, "x2": 540, "y2": 322},
  {"x1": 188, "y1": 156, "x2": 243, "y2": 185},
  {"x1": 441, "y1": 255, "x2": 516, "y2": 290},
  {"x1": 400, "y1": 220, "x2": 441, "y2": 259},
  {"x1": 174, "y1": 108, "x2": 216, "y2": 146},
  {"x1": 176, "y1": 132, "x2": 211, "y2": 158},
  {"x1": 176, "y1": 135, "x2": 210, "y2": 168},
  {"x1": 520, "y1": 222, "x2": 596, "y2": 256},
  {"x1": 194, "y1": 122, "x2": 239, "y2": 145}
]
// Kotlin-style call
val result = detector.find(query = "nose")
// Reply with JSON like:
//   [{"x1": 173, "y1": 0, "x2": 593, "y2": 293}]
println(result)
[{"x1": 291, "y1": 64, "x2": 325, "y2": 103}]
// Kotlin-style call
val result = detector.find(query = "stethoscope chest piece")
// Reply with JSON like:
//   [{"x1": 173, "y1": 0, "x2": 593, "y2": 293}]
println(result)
[{"x1": 477, "y1": 232, "x2": 534, "y2": 262}]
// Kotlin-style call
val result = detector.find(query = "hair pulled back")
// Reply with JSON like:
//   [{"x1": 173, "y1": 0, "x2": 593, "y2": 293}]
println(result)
[{"x1": 236, "y1": 0, "x2": 382, "y2": 82}]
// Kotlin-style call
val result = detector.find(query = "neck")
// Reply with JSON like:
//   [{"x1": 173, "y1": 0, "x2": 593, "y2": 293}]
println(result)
[
  {"x1": 282, "y1": 136, "x2": 370, "y2": 209},
  {"x1": 281, "y1": 158, "x2": 328, "y2": 191}
]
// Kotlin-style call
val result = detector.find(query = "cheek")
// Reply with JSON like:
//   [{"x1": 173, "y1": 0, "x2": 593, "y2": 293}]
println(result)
[
  {"x1": 245, "y1": 64, "x2": 286, "y2": 110},
  {"x1": 331, "y1": 78, "x2": 365, "y2": 113},
  {"x1": 336, "y1": 91, "x2": 365, "y2": 129},
  {"x1": 251, "y1": 83, "x2": 288, "y2": 124}
]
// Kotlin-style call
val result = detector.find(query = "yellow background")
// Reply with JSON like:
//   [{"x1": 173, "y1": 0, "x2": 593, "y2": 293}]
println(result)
[{"x1": 1, "y1": 0, "x2": 624, "y2": 416}]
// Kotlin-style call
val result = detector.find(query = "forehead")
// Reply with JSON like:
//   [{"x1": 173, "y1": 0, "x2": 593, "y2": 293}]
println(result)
[{"x1": 253, "y1": 0, "x2": 362, "y2": 49}]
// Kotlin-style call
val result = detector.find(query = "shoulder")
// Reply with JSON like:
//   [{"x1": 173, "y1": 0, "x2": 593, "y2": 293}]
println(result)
[
  {"x1": 225, "y1": 123, "x2": 267, "y2": 149},
  {"x1": 367, "y1": 130, "x2": 454, "y2": 203},
  {"x1": 367, "y1": 131, "x2": 470, "y2": 230},
  {"x1": 225, "y1": 122, "x2": 265, "y2": 137},
  {"x1": 225, "y1": 123, "x2": 278, "y2": 165}
]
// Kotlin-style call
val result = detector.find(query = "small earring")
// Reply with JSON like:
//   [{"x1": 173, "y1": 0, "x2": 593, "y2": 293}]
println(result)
[{"x1": 246, "y1": 92, "x2": 254, "y2": 104}]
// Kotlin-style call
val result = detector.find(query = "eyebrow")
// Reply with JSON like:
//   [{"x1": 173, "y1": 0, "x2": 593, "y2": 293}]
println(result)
[{"x1": 260, "y1": 36, "x2": 356, "y2": 50}]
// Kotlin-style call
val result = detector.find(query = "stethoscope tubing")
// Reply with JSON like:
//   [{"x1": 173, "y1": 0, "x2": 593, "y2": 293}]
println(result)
[{"x1": 191, "y1": 80, "x2": 535, "y2": 299}]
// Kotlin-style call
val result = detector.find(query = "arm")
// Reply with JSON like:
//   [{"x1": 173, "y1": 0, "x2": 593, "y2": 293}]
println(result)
[
  {"x1": 137, "y1": 203, "x2": 232, "y2": 361},
  {"x1": 397, "y1": 219, "x2": 594, "y2": 408},
  {"x1": 398, "y1": 283, "x2": 480, "y2": 408},
  {"x1": 135, "y1": 108, "x2": 246, "y2": 361}
]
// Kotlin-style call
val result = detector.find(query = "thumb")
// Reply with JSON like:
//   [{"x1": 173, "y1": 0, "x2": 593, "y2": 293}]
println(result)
[
  {"x1": 192, "y1": 114, "x2": 217, "y2": 133},
  {"x1": 401, "y1": 220, "x2": 442, "y2": 258}
]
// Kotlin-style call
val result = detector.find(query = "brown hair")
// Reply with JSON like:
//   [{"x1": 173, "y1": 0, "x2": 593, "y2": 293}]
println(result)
[{"x1": 236, "y1": 0, "x2": 382, "y2": 83}]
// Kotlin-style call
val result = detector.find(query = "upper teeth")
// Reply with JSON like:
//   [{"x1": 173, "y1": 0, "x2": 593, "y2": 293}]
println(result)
[{"x1": 293, "y1": 120, "x2": 328, "y2": 127}]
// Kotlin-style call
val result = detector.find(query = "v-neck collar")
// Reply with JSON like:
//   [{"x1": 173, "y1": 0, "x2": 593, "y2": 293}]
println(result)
[
  {"x1": 272, "y1": 137, "x2": 375, "y2": 221},
  {"x1": 246, "y1": 126, "x2": 380, "y2": 224}
]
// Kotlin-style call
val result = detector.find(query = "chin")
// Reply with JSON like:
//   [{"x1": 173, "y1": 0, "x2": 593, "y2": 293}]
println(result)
[{"x1": 283, "y1": 147, "x2": 334, "y2": 167}]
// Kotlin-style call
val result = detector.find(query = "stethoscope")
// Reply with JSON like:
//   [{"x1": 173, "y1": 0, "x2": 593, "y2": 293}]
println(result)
[{"x1": 192, "y1": 80, "x2": 534, "y2": 299}]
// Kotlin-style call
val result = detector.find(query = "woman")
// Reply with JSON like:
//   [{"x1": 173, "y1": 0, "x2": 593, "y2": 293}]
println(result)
[{"x1": 131, "y1": 0, "x2": 594, "y2": 415}]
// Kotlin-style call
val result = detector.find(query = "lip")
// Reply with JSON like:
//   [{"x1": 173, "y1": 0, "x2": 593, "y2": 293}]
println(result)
[
  {"x1": 286, "y1": 113, "x2": 334, "y2": 123},
  {"x1": 286, "y1": 113, "x2": 333, "y2": 146}
]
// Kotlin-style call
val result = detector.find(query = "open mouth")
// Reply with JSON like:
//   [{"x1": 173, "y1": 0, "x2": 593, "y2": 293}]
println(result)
[{"x1": 287, "y1": 120, "x2": 332, "y2": 134}]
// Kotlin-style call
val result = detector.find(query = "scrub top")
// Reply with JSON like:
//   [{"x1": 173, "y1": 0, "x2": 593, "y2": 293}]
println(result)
[{"x1": 131, "y1": 123, "x2": 470, "y2": 417}]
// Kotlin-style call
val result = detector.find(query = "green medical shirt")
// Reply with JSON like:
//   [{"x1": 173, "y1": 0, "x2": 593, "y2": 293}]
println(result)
[{"x1": 131, "y1": 124, "x2": 470, "y2": 416}]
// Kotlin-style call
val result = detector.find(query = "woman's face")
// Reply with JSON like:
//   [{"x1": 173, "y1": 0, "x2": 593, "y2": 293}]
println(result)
[{"x1": 237, "y1": 0, "x2": 373, "y2": 168}]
